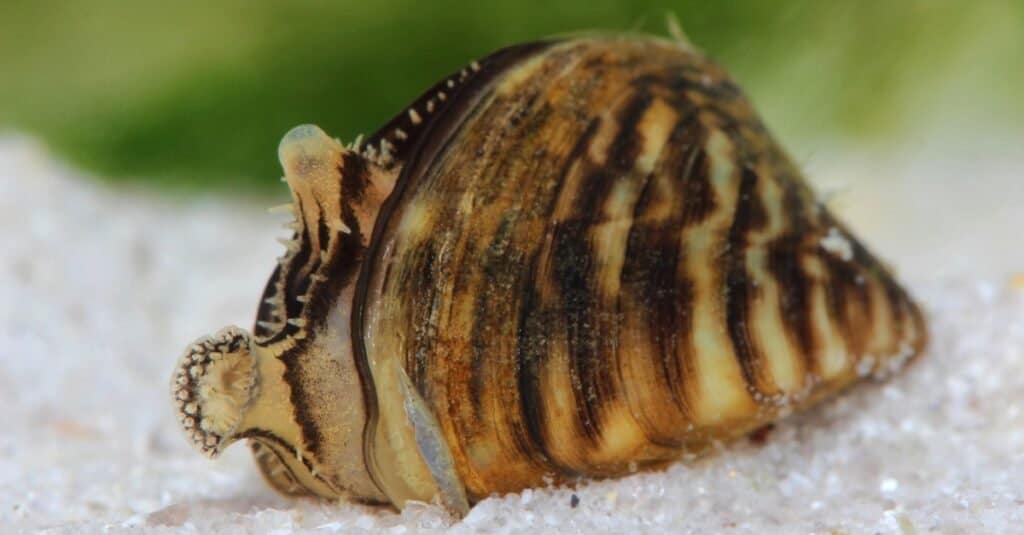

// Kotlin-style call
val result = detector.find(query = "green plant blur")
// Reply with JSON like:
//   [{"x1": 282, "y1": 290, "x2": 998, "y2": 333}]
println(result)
[{"x1": 1, "y1": 0, "x2": 1020, "y2": 193}]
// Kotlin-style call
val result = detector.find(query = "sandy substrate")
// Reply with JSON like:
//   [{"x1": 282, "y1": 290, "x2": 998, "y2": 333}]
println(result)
[{"x1": 2, "y1": 135, "x2": 1022, "y2": 534}]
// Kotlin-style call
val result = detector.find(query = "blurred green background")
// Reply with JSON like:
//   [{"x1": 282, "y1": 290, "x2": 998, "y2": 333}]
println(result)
[{"x1": 1, "y1": 0, "x2": 1020, "y2": 193}]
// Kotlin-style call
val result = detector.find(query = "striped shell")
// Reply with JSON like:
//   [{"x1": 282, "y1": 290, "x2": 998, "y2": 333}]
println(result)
[{"x1": 171, "y1": 34, "x2": 926, "y2": 513}]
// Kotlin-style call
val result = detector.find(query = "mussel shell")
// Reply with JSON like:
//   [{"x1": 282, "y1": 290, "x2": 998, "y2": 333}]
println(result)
[{"x1": 339, "y1": 36, "x2": 927, "y2": 501}]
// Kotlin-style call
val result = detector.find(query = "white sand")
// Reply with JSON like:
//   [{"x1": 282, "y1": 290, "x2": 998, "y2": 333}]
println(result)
[{"x1": 2, "y1": 135, "x2": 1022, "y2": 534}]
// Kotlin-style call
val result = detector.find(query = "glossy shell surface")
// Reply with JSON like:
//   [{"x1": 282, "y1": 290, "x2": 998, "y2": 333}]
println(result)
[{"x1": 172, "y1": 34, "x2": 927, "y2": 513}]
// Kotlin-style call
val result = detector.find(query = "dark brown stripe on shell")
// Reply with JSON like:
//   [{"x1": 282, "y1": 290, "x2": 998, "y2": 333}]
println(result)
[
  {"x1": 679, "y1": 148, "x2": 717, "y2": 226},
  {"x1": 468, "y1": 214, "x2": 519, "y2": 410},
  {"x1": 516, "y1": 252, "x2": 573, "y2": 473},
  {"x1": 618, "y1": 109, "x2": 703, "y2": 443},
  {"x1": 550, "y1": 219, "x2": 602, "y2": 442},
  {"x1": 515, "y1": 119, "x2": 601, "y2": 476},
  {"x1": 878, "y1": 264, "x2": 908, "y2": 339},
  {"x1": 464, "y1": 95, "x2": 558, "y2": 418},
  {"x1": 405, "y1": 239, "x2": 441, "y2": 393},
  {"x1": 547, "y1": 90, "x2": 655, "y2": 446},
  {"x1": 767, "y1": 178, "x2": 818, "y2": 376},
  {"x1": 723, "y1": 166, "x2": 770, "y2": 393},
  {"x1": 816, "y1": 218, "x2": 872, "y2": 360}
]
